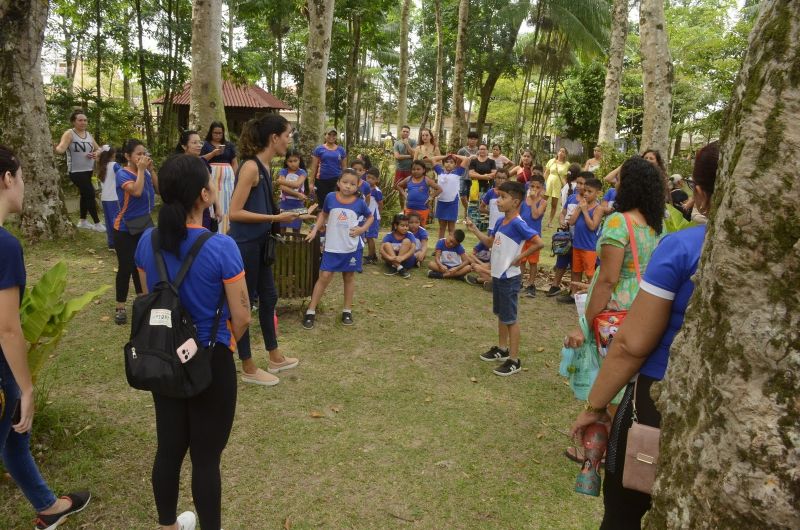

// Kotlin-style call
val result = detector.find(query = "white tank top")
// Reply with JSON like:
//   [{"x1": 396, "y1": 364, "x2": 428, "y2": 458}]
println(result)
[{"x1": 66, "y1": 129, "x2": 96, "y2": 173}]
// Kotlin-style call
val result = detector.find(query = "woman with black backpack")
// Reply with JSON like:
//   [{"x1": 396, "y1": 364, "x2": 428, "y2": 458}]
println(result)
[
  {"x1": 228, "y1": 115, "x2": 301, "y2": 386},
  {"x1": 134, "y1": 154, "x2": 251, "y2": 530}
]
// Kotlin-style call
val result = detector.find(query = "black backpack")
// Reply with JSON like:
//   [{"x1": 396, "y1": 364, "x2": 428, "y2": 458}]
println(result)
[{"x1": 124, "y1": 230, "x2": 225, "y2": 398}]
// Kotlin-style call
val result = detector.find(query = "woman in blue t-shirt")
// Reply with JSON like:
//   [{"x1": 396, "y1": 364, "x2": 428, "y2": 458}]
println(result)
[
  {"x1": 112, "y1": 139, "x2": 157, "y2": 325},
  {"x1": 570, "y1": 142, "x2": 720, "y2": 528},
  {"x1": 134, "y1": 153, "x2": 251, "y2": 530},
  {"x1": 229, "y1": 114, "x2": 301, "y2": 386},
  {"x1": 309, "y1": 128, "x2": 347, "y2": 207},
  {"x1": 0, "y1": 146, "x2": 91, "y2": 528}
]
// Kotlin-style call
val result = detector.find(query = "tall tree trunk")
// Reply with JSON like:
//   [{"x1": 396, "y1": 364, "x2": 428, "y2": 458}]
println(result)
[
  {"x1": 134, "y1": 0, "x2": 154, "y2": 146},
  {"x1": 448, "y1": 0, "x2": 469, "y2": 152},
  {"x1": 276, "y1": 32, "x2": 283, "y2": 97},
  {"x1": 475, "y1": 71, "x2": 501, "y2": 138},
  {"x1": 345, "y1": 14, "x2": 361, "y2": 155},
  {"x1": 639, "y1": 0, "x2": 673, "y2": 156},
  {"x1": 227, "y1": 0, "x2": 234, "y2": 62},
  {"x1": 431, "y1": 0, "x2": 445, "y2": 146},
  {"x1": 648, "y1": 1, "x2": 800, "y2": 527},
  {"x1": 95, "y1": 0, "x2": 102, "y2": 141},
  {"x1": 597, "y1": 0, "x2": 629, "y2": 146},
  {"x1": 397, "y1": 0, "x2": 411, "y2": 129},
  {"x1": 158, "y1": 0, "x2": 177, "y2": 147},
  {"x1": 0, "y1": 0, "x2": 73, "y2": 240},
  {"x1": 298, "y1": 0, "x2": 335, "y2": 167},
  {"x1": 190, "y1": 0, "x2": 227, "y2": 132},
  {"x1": 122, "y1": 8, "x2": 131, "y2": 105}
]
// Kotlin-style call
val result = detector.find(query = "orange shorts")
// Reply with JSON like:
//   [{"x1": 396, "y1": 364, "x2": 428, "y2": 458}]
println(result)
[
  {"x1": 521, "y1": 239, "x2": 540, "y2": 265},
  {"x1": 572, "y1": 248, "x2": 597, "y2": 276},
  {"x1": 404, "y1": 208, "x2": 429, "y2": 225}
]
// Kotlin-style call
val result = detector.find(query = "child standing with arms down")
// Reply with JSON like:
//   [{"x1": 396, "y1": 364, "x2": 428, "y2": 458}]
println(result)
[
  {"x1": 277, "y1": 149, "x2": 308, "y2": 234},
  {"x1": 468, "y1": 181, "x2": 544, "y2": 376},
  {"x1": 397, "y1": 160, "x2": 441, "y2": 226},
  {"x1": 562, "y1": 177, "x2": 604, "y2": 303},
  {"x1": 363, "y1": 168, "x2": 383, "y2": 264},
  {"x1": 519, "y1": 173, "x2": 547, "y2": 297},
  {"x1": 431, "y1": 154, "x2": 469, "y2": 239},
  {"x1": 427, "y1": 229, "x2": 472, "y2": 280},
  {"x1": 380, "y1": 213, "x2": 417, "y2": 278},
  {"x1": 407, "y1": 212, "x2": 429, "y2": 266},
  {"x1": 479, "y1": 168, "x2": 509, "y2": 233},
  {"x1": 303, "y1": 169, "x2": 373, "y2": 329}
]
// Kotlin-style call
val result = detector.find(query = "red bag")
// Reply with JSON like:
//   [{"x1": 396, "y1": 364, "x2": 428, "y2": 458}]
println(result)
[{"x1": 592, "y1": 214, "x2": 640, "y2": 358}]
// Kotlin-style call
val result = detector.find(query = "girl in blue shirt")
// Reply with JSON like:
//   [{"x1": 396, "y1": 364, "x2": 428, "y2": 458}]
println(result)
[
  {"x1": 570, "y1": 142, "x2": 720, "y2": 528},
  {"x1": 380, "y1": 213, "x2": 417, "y2": 277},
  {"x1": 397, "y1": 160, "x2": 441, "y2": 226},
  {"x1": 277, "y1": 150, "x2": 308, "y2": 233},
  {"x1": 303, "y1": 169, "x2": 373, "y2": 328}
]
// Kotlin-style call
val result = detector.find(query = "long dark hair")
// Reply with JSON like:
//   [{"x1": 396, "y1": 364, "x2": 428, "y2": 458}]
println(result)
[
  {"x1": 641, "y1": 149, "x2": 666, "y2": 174},
  {"x1": 0, "y1": 145, "x2": 20, "y2": 176},
  {"x1": 122, "y1": 139, "x2": 144, "y2": 167},
  {"x1": 157, "y1": 154, "x2": 211, "y2": 254},
  {"x1": 283, "y1": 148, "x2": 306, "y2": 170},
  {"x1": 175, "y1": 130, "x2": 199, "y2": 154},
  {"x1": 692, "y1": 142, "x2": 719, "y2": 198},
  {"x1": 615, "y1": 156, "x2": 666, "y2": 235},
  {"x1": 205, "y1": 121, "x2": 227, "y2": 143},
  {"x1": 97, "y1": 146, "x2": 117, "y2": 181},
  {"x1": 239, "y1": 114, "x2": 289, "y2": 158}
]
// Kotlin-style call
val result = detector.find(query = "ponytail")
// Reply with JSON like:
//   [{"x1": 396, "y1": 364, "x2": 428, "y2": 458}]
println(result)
[
  {"x1": 0, "y1": 145, "x2": 21, "y2": 176},
  {"x1": 238, "y1": 114, "x2": 290, "y2": 158},
  {"x1": 157, "y1": 154, "x2": 210, "y2": 254}
]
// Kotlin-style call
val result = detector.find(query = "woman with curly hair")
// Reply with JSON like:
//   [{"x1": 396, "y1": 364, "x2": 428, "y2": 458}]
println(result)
[{"x1": 562, "y1": 156, "x2": 665, "y2": 461}]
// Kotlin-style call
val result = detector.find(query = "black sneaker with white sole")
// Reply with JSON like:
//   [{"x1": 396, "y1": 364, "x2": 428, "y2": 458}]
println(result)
[
  {"x1": 493, "y1": 358, "x2": 521, "y2": 376},
  {"x1": 35, "y1": 491, "x2": 91, "y2": 530},
  {"x1": 546, "y1": 286, "x2": 561, "y2": 297},
  {"x1": 557, "y1": 293, "x2": 575, "y2": 304},
  {"x1": 465, "y1": 274, "x2": 479, "y2": 285},
  {"x1": 302, "y1": 313, "x2": 315, "y2": 329},
  {"x1": 384, "y1": 264, "x2": 399, "y2": 276},
  {"x1": 524, "y1": 285, "x2": 536, "y2": 298},
  {"x1": 427, "y1": 270, "x2": 444, "y2": 279},
  {"x1": 479, "y1": 346, "x2": 510, "y2": 362},
  {"x1": 399, "y1": 268, "x2": 411, "y2": 279},
  {"x1": 341, "y1": 312, "x2": 354, "y2": 325}
]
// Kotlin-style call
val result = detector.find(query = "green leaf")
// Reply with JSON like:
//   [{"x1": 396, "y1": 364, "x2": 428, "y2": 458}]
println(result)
[
  {"x1": 664, "y1": 204, "x2": 697, "y2": 234},
  {"x1": 60, "y1": 285, "x2": 111, "y2": 323}
]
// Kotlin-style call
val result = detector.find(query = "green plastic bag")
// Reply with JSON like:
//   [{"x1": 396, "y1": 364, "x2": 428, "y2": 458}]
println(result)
[{"x1": 568, "y1": 316, "x2": 600, "y2": 401}]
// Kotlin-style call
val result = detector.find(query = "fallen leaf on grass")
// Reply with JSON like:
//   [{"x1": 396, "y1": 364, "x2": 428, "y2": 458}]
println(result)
[
  {"x1": 410, "y1": 355, "x2": 416, "y2": 361},
  {"x1": 522, "y1": 367, "x2": 529, "y2": 372},
  {"x1": 532, "y1": 458, "x2": 542, "y2": 464},
  {"x1": 309, "y1": 410, "x2": 324, "y2": 418},
  {"x1": 536, "y1": 433, "x2": 544, "y2": 439},
  {"x1": 93, "y1": 299, "x2": 100, "y2": 305},
  {"x1": 537, "y1": 347, "x2": 544, "y2": 352},
  {"x1": 100, "y1": 316, "x2": 110, "y2": 322},
  {"x1": 424, "y1": 397, "x2": 432, "y2": 403},
  {"x1": 422, "y1": 283, "x2": 434, "y2": 288},
  {"x1": 74, "y1": 425, "x2": 92, "y2": 437},
  {"x1": 284, "y1": 516, "x2": 292, "y2": 529},
  {"x1": 470, "y1": 377, "x2": 478, "y2": 383},
  {"x1": 330, "y1": 406, "x2": 340, "y2": 413}
]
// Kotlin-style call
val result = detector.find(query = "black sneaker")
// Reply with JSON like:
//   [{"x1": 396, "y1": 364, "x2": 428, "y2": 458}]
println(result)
[
  {"x1": 493, "y1": 358, "x2": 521, "y2": 376},
  {"x1": 482, "y1": 280, "x2": 493, "y2": 292},
  {"x1": 399, "y1": 268, "x2": 411, "y2": 279},
  {"x1": 114, "y1": 308, "x2": 127, "y2": 325},
  {"x1": 465, "y1": 274, "x2": 479, "y2": 285},
  {"x1": 427, "y1": 270, "x2": 444, "y2": 279},
  {"x1": 546, "y1": 285, "x2": 562, "y2": 297},
  {"x1": 35, "y1": 491, "x2": 91, "y2": 530},
  {"x1": 341, "y1": 312, "x2": 354, "y2": 325},
  {"x1": 479, "y1": 346, "x2": 509, "y2": 362},
  {"x1": 384, "y1": 264, "x2": 398, "y2": 276},
  {"x1": 557, "y1": 294, "x2": 575, "y2": 304},
  {"x1": 302, "y1": 313, "x2": 315, "y2": 329},
  {"x1": 524, "y1": 285, "x2": 536, "y2": 298}
]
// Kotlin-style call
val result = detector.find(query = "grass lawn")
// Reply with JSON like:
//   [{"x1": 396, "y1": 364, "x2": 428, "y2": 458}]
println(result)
[{"x1": 1, "y1": 215, "x2": 603, "y2": 529}]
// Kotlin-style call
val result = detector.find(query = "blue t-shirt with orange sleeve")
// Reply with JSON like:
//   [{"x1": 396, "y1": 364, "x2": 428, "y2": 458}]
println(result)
[
  {"x1": 114, "y1": 167, "x2": 155, "y2": 232},
  {"x1": 135, "y1": 227, "x2": 245, "y2": 351}
]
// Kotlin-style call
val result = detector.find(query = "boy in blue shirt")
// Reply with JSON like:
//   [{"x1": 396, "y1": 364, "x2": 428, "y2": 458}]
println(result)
[
  {"x1": 427, "y1": 229, "x2": 472, "y2": 280},
  {"x1": 466, "y1": 181, "x2": 544, "y2": 376},
  {"x1": 561, "y1": 177, "x2": 603, "y2": 303},
  {"x1": 519, "y1": 173, "x2": 547, "y2": 297}
]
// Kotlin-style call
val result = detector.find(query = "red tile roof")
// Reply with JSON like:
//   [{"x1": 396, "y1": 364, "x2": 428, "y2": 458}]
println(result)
[{"x1": 154, "y1": 81, "x2": 290, "y2": 109}]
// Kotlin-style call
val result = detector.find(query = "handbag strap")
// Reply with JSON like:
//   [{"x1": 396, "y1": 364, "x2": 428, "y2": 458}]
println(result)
[
  {"x1": 623, "y1": 213, "x2": 642, "y2": 283},
  {"x1": 631, "y1": 374, "x2": 640, "y2": 423}
]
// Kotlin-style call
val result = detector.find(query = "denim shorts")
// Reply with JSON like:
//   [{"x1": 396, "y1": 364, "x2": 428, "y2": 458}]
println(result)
[
  {"x1": 459, "y1": 179, "x2": 472, "y2": 197},
  {"x1": 492, "y1": 275, "x2": 522, "y2": 325}
]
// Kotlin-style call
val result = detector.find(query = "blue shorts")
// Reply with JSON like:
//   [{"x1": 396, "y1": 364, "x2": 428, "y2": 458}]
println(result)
[
  {"x1": 555, "y1": 252, "x2": 571, "y2": 270},
  {"x1": 320, "y1": 249, "x2": 363, "y2": 273},
  {"x1": 492, "y1": 275, "x2": 522, "y2": 325},
  {"x1": 435, "y1": 198, "x2": 459, "y2": 221},
  {"x1": 459, "y1": 179, "x2": 472, "y2": 197},
  {"x1": 365, "y1": 219, "x2": 380, "y2": 239}
]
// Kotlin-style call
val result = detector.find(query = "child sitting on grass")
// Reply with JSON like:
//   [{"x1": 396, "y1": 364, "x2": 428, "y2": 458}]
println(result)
[
  {"x1": 560, "y1": 177, "x2": 603, "y2": 304},
  {"x1": 363, "y1": 168, "x2": 383, "y2": 264},
  {"x1": 398, "y1": 160, "x2": 441, "y2": 226},
  {"x1": 407, "y1": 211, "x2": 429, "y2": 266},
  {"x1": 519, "y1": 173, "x2": 547, "y2": 297},
  {"x1": 427, "y1": 229, "x2": 472, "y2": 280},
  {"x1": 303, "y1": 169, "x2": 373, "y2": 329},
  {"x1": 430, "y1": 154, "x2": 470, "y2": 239},
  {"x1": 467, "y1": 181, "x2": 544, "y2": 376},
  {"x1": 380, "y1": 213, "x2": 417, "y2": 278},
  {"x1": 465, "y1": 239, "x2": 493, "y2": 288}
]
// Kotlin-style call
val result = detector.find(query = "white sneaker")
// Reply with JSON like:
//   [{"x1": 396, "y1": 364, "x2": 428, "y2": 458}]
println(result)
[
  {"x1": 92, "y1": 221, "x2": 106, "y2": 232},
  {"x1": 76, "y1": 219, "x2": 92, "y2": 229},
  {"x1": 176, "y1": 511, "x2": 197, "y2": 530}
]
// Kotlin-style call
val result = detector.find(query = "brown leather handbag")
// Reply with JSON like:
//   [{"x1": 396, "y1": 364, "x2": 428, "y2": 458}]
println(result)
[{"x1": 622, "y1": 376, "x2": 661, "y2": 494}]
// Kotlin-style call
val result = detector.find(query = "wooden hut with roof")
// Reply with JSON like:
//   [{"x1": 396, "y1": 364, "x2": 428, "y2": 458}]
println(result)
[{"x1": 154, "y1": 81, "x2": 290, "y2": 136}]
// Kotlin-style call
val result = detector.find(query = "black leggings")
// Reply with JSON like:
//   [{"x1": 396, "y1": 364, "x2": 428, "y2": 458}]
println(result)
[
  {"x1": 600, "y1": 375, "x2": 661, "y2": 530},
  {"x1": 151, "y1": 344, "x2": 237, "y2": 528},
  {"x1": 315, "y1": 178, "x2": 338, "y2": 207},
  {"x1": 69, "y1": 170, "x2": 99, "y2": 223},
  {"x1": 113, "y1": 229, "x2": 143, "y2": 303},
  {"x1": 236, "y1": 237, "x2": 279, "y2": 360}
]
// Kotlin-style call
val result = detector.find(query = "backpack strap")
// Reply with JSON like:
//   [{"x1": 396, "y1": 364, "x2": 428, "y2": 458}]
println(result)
[
  {"x1": 150, "y1": 229, "x2": 170, "y2": 285},
  {"x1": 173, "y1": 231, "x2": 215, "y2": 290}
]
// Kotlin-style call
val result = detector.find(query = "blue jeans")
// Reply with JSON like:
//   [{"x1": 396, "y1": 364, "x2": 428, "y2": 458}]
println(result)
[
  {"x1": 492, "y1": 275, "x2": 522, "y2": 325},
  {"x1": 0, "y1": 354, "x2": 57, "y2": 512}
]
